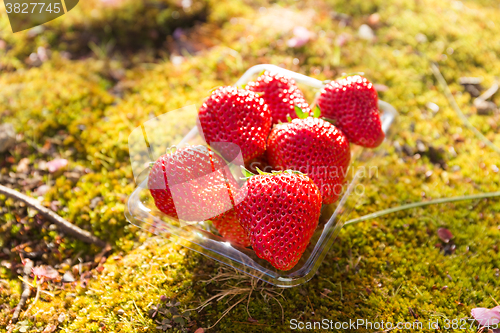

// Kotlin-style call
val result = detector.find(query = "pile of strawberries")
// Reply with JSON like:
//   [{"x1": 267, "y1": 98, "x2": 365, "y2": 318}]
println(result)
[{"x1": 149, "y1": 71, "x2": 385, "y2": 271}]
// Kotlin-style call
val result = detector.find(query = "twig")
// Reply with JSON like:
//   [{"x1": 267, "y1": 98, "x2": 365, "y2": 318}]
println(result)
[
  {"x1": 0, "y1": 184, "x2": 108, "y2": 247},
  {"x1": 23, "y1": 283, "x2": 40, "y2": 318},
  {"x1": 431, "y1": 63, "x2": 500, "y2": 154},
  {"x1": 11, "y1": 258, "x2": 33, "y2": 323},
  {"x1": 344, "y1": 191, "x2": 500, "y2": 226},
  {"x1": 474, "y1": 81, "x2": 499, "y2": 106}
]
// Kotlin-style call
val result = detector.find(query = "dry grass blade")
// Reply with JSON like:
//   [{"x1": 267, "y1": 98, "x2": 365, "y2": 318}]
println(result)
[
  {"x1": 431, "y1": 63, "x2": 500, "y2": 155},
  {"x1": 23, "y1": 284, "x2": 41, "y2": 319},
  {"x1": 206, "y1": 296, "x2": 247, "y2": 330},
  {"x1": 10, "y1": 259, "x2": 33, "y2": 324},
  {"x1": 192, "y1": 266, "x2": 286, "y2": 330}
]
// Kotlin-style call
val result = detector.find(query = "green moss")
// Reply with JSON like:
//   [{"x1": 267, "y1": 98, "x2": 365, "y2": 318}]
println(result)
[{"x1": 1, "y1": 0, "x2": 500, "y2": 331}]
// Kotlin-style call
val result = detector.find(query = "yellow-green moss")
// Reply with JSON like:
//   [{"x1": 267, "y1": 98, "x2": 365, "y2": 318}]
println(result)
[{"x1": 1, "y1": 0, "x2": 500, "y2": 332}]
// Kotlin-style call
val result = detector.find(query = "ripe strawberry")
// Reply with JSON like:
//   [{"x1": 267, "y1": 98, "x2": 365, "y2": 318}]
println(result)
[
  {"x1": 247, "y1": 71, "x2": 311, "y2": 124},
  {"x1": 316, "y1": 75, "x2": 385, "y2": 148},
  {"x1": 235, "y1": 170, "x2": 322, "y2": 271},
  {"x1": 267, "y1": 117, "x2": 350, "y2": 204},
  {"x1": 148, "y1": 145, "x2": 237, "y2": 222},
  {"x1": 211, "y1": 209, "x2": 251, "y2": 247},
  {"x1": 198, "y1": 86, "x2": 271, "y2": 163}
]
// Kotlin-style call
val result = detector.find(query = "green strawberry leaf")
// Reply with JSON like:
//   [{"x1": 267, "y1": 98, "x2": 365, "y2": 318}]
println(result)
[
  {"x1": 294, "y1": 105, "x2": 309, "y2": 119},
  {"x1": 241, "y1": 166, "x2": 255, "y2": 178},
  {"x1": 286, "y1": 114, "x2": 293, "y2": 122},
  {"x1": 283, "y1": 169, "x2": 306, "y2": 175},
  {"x1": 322, "y1": 117, "x2": 337, "y2": 125},
  {"x1": 255, "y1": 167, "x2": 271, "y2": 175},
  {"x1": 313, "y1": 105, "x2": 321, "y2": 118},
  {"x1": 339, "y1": 72, "x2": 365, "y2": 80},
  {"x1": 209, "y1": 85, "x2": 222, "y2": 93}
]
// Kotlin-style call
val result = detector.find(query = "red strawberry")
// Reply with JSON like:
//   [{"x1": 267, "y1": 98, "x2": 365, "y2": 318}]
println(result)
[
  {"x1": 235, "y1": 170, "x2": 322, "y2": 271},
  {"x1": 211, "y1": 209, "x2": 251, "y2": 247},
  {"x1": 247, "y1": 71, "x2": 311, "y2": 124},
  {"x1": 198, "y1": 86, "x2": 271, "y2": 163},
  {"x1": 148, "y1": 145, "x2": 237, "y2": 222},
  {"x1": 316, "y1": 75, "x2": 385, "y2": 148},
  {"x1": 267, "y1": 117, "x2": 350, "y2": 204}
]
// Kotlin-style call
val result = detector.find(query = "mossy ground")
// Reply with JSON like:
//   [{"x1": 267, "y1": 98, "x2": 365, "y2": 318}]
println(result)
[{"x1": 1, "y1": 0, "x2": 500, "y2": 332}]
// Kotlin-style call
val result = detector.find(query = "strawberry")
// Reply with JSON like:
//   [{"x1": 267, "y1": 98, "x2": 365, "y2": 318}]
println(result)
[
  {"x1": 247, "y1": 71, "x2": 311, "y2": 124},
  {"x1": 148, "y1": 145, "x2": 237, "y2": 222},
  {"x1": 267, "y1": 117, "x2": 350, "y2": 204},
  {"x1": 198, "y1": 86, "x2": 272, "y2": 163},
  {"x1": 316, "y1": 75, "x2": 385, "y2": 148},
  {"x1": 235, "y1": 170, "x2": 322, "y2": 271},
  {"x1": 211, "y1": 209, "x2": 251, "y2": 247}
]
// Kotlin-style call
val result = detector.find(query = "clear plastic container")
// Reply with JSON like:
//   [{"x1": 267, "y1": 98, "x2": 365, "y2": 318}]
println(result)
[{"x1": 125, "y1": 64, "x2": 398, "y2": 287}]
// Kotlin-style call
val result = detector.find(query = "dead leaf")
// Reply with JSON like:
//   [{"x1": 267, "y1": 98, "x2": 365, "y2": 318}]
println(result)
[
  {"x1": 42, "y1": 324, "x2": 57, "y2": 333},
  {"x1": 437, "y1": 228, "x2": 453, "y2": 243}
]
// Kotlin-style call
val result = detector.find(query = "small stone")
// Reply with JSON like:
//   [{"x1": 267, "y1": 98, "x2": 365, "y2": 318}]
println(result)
[
  {"x1": 393, "y1": 141, "x2": 402, "y2": 154},
  {"x1": 0, "y1": 124, "x2": 16, "y2": 153},
  {"x1": 368, "y1": 13, "x2": 380, "y2": 26},
  {"x1": 416, "y1": 140, "x2": 427, "y2": 153},
  {"x1": 464, "y1": 84, "x2": 481, "y2": 97},
  {"x1": 58, "y1": 313, "x2": 66, "y2": 323},
  {"x1": 426, "y1": 102, "x2": 439, "y2": 113},
  {"x1": 17, "y1": 158, "x2": 30, "y2": 173},
  {"x1": 35, "y1": 185, "x2": 50, "y2": 196},
  {"x1": 476, "y1": 100, "x2": 497, "y2": 115},
  {"x1": 62, "y1": 271, "x2": 75, "y2": 283},
  {"x1": 117, "y1": 309, "x2": 125, "y2": 316},
  {"x1": 90, "y1": 196, "x2": 103, "y2": 209},
  {"x1": 402, "y1": 144, "x2": 414, "y2": 156},
  {"x1": 415, "y1": 33, "x2": 427, "y2": 43},
  {"x1": 358, "y1": 24, "x2": 375, "y2": 41}
]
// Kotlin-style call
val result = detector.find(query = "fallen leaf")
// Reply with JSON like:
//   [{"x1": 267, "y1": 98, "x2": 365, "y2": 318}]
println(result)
[
  {"x1": 437, "y1": 228, "x2": 453, "y2": 243},
  {"x1": 32, "y1": 265, "x2": 60, "y2": 280},
  {"x1": 42, "y1": 324, "x2": 57, "y2": 333},
  {"x1": 471, "y1": 306, "x2": 500, "y2": 327},
  {"x1": 46, "y1": 158, "x2": 68, "y2": 173},
  {"x1": 287, "y1": 26, "x2": 312, "y2": 48}
]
